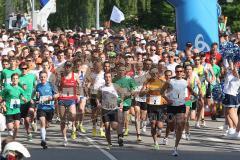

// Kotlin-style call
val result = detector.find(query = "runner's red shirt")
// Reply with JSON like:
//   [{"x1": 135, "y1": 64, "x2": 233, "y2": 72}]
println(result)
[{"x1": 205, "y1": 52, "x2": 222, "y2": 64}]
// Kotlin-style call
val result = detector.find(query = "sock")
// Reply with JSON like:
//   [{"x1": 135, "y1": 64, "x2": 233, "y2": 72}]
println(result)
[
  {"x1": 8, "y1": 130, "x2": 13, "y2": 136},
  {"x1": 40, "y1": 128, "x2": 46, "y2": 141},
  {"x1": 72, "y1": 126, "x2": 76, "y2": 132}
]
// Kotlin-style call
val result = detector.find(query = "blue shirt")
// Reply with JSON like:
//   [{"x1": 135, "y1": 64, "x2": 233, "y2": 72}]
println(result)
[{"x1": 36, "y1": 82, "x2": 56, "y2": 110}]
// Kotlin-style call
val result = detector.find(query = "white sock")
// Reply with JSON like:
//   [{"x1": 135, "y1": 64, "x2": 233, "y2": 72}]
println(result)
[
  {"x1": 40, "y1": 128, "x2": 46, "y2": 141},
  {"x1": 8, "y1": 130, "x2": 13, "y2": 136}
]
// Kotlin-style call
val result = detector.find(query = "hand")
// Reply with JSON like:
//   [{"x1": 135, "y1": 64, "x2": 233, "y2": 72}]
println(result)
[
  {"x1": 22, "y1": 84, "x2": 27, "y2": 90},
  {"x1": 97, "y1": 103, "x2": 101, "y2": 108},
  {"x1": 22, "y1": 98, "x2": 28, "y2": 103},
  {"x1": 30, "y1": 99, "x2": 35, "y2": 105}
]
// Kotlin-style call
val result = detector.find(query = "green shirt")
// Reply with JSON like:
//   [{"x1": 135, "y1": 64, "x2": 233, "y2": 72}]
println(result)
[
  {"x1": 0, "y1": 84, "x2": 25, "y2": 115},
  {"x1": 19, "y1": 73, "x2": 36, "y2": 103},
  {"x1": 113, "y1": 76, "x2": 137, "y2": 107},
  {"x1": 212, "y1": 64, "x2": 221, "y2": 85},
  {"x1": 1, "y1": 68, "x2": 21, "y2": 86}
]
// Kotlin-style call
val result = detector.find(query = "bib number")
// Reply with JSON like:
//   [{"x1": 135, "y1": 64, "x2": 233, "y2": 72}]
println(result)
[
  {"x1": 39, "y1": 96, "x2": 52, "y2": 105},
  {"x1": 149, "y1": 96, "x2": 161, "y2": 105},
  {"x1": 62, "y1": 88, "x2": 74, "y2": 97},
  {"x1": 10, "y1": 99, "x2": 20, "y2": 109}
]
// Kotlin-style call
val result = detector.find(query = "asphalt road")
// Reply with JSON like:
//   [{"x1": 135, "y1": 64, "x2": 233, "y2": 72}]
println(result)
[{"x1": 1, "y1": 118, "x2": 240, "y2": 160}]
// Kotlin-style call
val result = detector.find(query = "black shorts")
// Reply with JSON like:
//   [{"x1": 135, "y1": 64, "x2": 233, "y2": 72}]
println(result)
[
  {"x1": 20, "y1": 101, "x2": 34, "y2": 118},
  {"x1": 90, "y1": 95, "x2": 97, "y2": 108},
  {"x1": 206, "y1": 83, "x2": 212, "y2": 99},
  {"x1": 134, "y1": 101, "x2": 148, "y2": 111},
  {"x1": 5, "y1": 113, "x2": 21, "y2": 124},
  {"x1": 167, "y1": 105, "x2": 186, "y2": 115},
  {"x1": 37, "y1": 109, "x2": 54, "y2": 122},
  {"x1": 102, "y1": 109, "x2": 118, "y2": 123},
  {"x1": 191, "y1": 101, "x2": 197, "y2": 110},
  {"x1": 147, "y1": 105, "x2": 166, "y2": 122}
]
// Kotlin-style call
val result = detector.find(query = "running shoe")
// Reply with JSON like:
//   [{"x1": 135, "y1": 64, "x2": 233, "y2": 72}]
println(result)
[
  {"x1": 63, "y1": 139, "x2": 68, "y2": 147},
  {"x1": 137, "y1": 135, "x2": 142, "y2": 142},
  {"x1": 153, "y1": 143, "x2": 160, "y2": 150},
  {"x1": 28, "y1": 133, "x2": 33, "y2": 142},
  {"x1": 106, "y1": 144, "x2": 112, "y2": 150},
  {"x1": 123, "y1": 128, "x2": 129, "y2": 136},
  {"x1": 172, "y1": 147, "x2": 179, "y2": 156},
  {"x1": 195, "y1": 122, "x2": 201, "y2": 129},
  {"x1": 142, "y1": 125, "x2": 147, "y2": 133},
  {"x1": 99, "y1": 128, "x2": 106, "y2": 137},
  {"x1": 92, "y1": 128, "x2": 97, "y2": 137},
  {"x1": 71, "y1": 131, "x2": 77, "y2": 140},
  {"x1": 41, "y1": 140, "x2": 48, "y2": 149},
  {"x1": 118, "y1": 136, "x2": 124, "y2": 147},
  {"x1": 31, "y1": 122, "x2": 38, "y2": 132},
  {"x1": 78, "y1": 124, "x2": 86, "y2": 133},
  {"x1": 186, "y1": 133, "x2": 191, "y2": 141},
  {"x1": 182, "y1": 133, "x2": 187, "y2": 139},
  {"x1": 162, "y1": 138, "x2": 168, "y2": 145}
]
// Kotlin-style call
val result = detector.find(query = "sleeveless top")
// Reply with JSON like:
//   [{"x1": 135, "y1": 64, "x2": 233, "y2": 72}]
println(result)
[{"x1": 58, "y1": 72, "x2": 78, "y2": 101}]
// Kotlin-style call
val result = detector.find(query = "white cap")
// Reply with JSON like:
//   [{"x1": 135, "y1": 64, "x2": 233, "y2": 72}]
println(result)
[
  {"x1": 1, "y1": 48, "x2": 12, "y2": 56},
  {"x1": 41, "y1": 37, "x2": 48, "y2": 44},
  {"x1": 140, "y1": 39, "x2": 146, "y2": 44},
  {"x1": 2, "y1": 142, "x2": 31, "y2": 158},
  {"x1": 0, "y1": 42, "x2": 4, "y2": 48},
  {"x1": 8, "y1": 37, "x2": 15, "y2": 41},
  {"x1": 48, "y1": 46, "x2": 54, "y2": 52},
  {"x1": 2, "y1": 35, "x2": 8, "y2": 42}
]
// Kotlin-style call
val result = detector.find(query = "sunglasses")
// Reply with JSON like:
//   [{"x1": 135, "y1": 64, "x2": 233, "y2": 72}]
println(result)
[
  {"x1": 176, "y1": 70, "x2": 183, "y2": 73},
  {"x1": 150, "y1": 49, "x2": 156, "y2": 51},
  {"x1": 195, "y1": 59, "x2": 200, "y2": 61},
  {"x1": 21, "y1": 67, "x2": 28, "y2": 70}
]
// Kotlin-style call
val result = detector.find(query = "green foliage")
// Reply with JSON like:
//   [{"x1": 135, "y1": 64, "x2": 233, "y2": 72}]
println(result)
[
  {"x1": 219, "y1": 0, "x2": 240, "y2": 32},
  {"x1": 0, "y1": 0, "x2": 239, "y2": 32}
]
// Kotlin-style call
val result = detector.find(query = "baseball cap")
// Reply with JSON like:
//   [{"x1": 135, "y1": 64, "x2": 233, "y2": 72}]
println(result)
[{"x1": 186, "y1": 42, "x2": 192, "y2": 47}]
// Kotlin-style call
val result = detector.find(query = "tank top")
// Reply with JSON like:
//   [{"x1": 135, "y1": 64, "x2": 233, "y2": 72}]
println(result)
[
  {"x1": 58, "y1": 72, "x2": 78, "y2": 100},
  {"x1": 146, "y1": 78, "x2": 168, "y2": 106}
]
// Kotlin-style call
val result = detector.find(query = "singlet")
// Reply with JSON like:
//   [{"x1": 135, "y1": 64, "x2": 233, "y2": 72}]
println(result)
[
  {"x1": 145, "y1": 78, "x2": 168, "y2": 106},
  {"x1": 100, "y1": 84, "x2": 119, "y2": 110},
  {"x1": 58, "y1": 72, "x2": 77, "y2": 101},
  {"x1": 134, "y1": 71, "x2": 148, "y2": 102},
  {"x1": 168, "y1": 79, "x2": 188, "y2": 106}
]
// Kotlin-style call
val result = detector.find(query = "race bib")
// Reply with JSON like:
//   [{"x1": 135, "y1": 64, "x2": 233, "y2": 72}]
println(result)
[
  {"x1": 148, "y1": 96, "x2": 161, "y2": 105},
  {"x1": 135, "y1": 96, "x2": 146, "y2": 102},
  {"x1": 62, "y1": 88, "x2": 74, "y2": 97},
  {"x1": 10, "y1": 99, "x2": 20, "y2": 109},
  {"x1": 39, "y1": 96, "x2": 52, "y2": 105}
]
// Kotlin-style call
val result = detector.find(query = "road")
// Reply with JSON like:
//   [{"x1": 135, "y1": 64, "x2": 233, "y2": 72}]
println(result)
[{"x1": 1, "y1": 118, "x2": 240, "y2": 160}]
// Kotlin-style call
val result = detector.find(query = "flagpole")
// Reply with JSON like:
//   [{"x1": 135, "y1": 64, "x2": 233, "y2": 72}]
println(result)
[{"x1": 96, "y1": 0, "x2": 100, "y2": 30}]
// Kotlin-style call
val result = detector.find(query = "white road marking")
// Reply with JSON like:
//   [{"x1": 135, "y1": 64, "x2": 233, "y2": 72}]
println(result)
[
  {"x1": 206, "y1": 137, "x2": 224, "y2": 142},
  {"x1": 80, "y1": 133, "x2": 118, "y2": 160}
]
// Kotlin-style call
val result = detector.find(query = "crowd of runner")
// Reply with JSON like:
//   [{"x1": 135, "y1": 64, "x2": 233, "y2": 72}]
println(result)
[{"x1": 0, "y1": 27, "x2": 239, "y2": 157}]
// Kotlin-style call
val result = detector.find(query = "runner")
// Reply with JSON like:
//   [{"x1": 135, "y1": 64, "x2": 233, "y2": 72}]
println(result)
[
  {"x1": 184, "y1": 64, "x2": 202, "y2": 140},
  {"x1": 0, "y1": 73, "x2": 27, "y2": 139},
  {"x1": 113, "y1": 66, "x2": 137, "y2": 137},
  {"x1": 86, "y1": 60, "x2": 106, "y2": 137},
  {"x1": 1, "y1": 57, "x2": 21, "y2": 87},
  {"x1": 36, "y1": 71, "x2": 59, "y2": 149},
  {"x1": 57, "y1": 61, "x2": 80, "y2": 146},
  {"x1": 18, "y1": 62, "x2": 37, "y2": 141},
  {"x1": 167, "y1": 65, "x2": 188, "y2": 156},
  {"x1": 133, "y1": 62, "x2": 148, "y2": 141},
  {"x1": 96, "y1": 72, "x2": 129, "y2": 149},
  {"x1": 140, "y1": 67, "x2": 170, "y2": 150}
]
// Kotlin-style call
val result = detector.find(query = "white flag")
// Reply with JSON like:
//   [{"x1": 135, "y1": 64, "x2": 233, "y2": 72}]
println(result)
[{"x1": 110, "y1": 6, "x2": 125, "y2": 23}]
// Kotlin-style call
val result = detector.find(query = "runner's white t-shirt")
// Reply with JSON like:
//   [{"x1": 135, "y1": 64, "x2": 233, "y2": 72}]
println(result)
[
  {"x1": 100, "y1": 84, "x2": 119, "y2": 110},
  {"x1": 168, "y1": 79, "x2": 188, "y2": 106}
]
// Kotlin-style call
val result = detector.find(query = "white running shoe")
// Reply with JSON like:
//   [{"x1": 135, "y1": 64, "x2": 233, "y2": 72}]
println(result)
[
  {"x1": 186, "y1": 133, "x2": 191, "y2": 141},
  {"x1": 195, "y1": 123, "x2": 201, "y2": 129},
  {"x1": 142, "y1": 125, "x2": 147, "y2": 133},
  {"x1": 172, "y1": 147, "x2": 179, "y2": 156},
  {"x1": 182, "y1": 133, "x2": 186, "y2": 139},
  {"x1": 63, "y1": 139, "x2": 68, "y2": 147},
  {"x1": 162, "y1": 138, "x2": 168, "y2": 145}
]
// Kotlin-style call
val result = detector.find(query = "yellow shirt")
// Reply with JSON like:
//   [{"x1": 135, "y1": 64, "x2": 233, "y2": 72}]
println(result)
[{"x1": 146, "y1": 78, "x2": 168, "y2": 106}]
